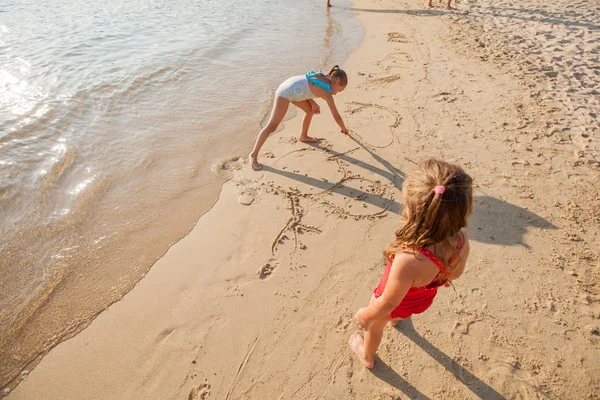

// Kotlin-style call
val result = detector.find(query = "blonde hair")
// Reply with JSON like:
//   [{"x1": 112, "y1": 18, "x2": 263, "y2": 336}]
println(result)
[{"x1": 384, "y1": 158, "x2": 473, "y2": 263}]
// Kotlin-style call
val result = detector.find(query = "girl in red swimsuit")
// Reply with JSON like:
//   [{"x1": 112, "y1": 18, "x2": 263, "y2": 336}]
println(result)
[{"x1": 349, "y1": 158, "x2": 473, "y2": 368}]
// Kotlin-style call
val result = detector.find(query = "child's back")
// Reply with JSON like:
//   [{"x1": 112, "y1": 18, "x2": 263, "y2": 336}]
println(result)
[
  {"x1": 350, "y1": 158, "x2": 473, "y2": 368},
  {"x1": 392, "y1": 227, "x2": 470, "y2": 289}
]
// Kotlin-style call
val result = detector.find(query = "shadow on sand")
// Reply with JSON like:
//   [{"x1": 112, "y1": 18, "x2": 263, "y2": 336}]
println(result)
[
  {"x1": 262, "y1": 139, "x2": 406, "y2": 214},
  {"x1": 375, "y1": 318, "x2": 508, "y2": 399},
  {"x1": 262, "y1": 165, "x2": 403, "y2": 214},
  {"x1": 348, "y1": 5, "x2": 599, "y2": 30},
  {"x1": 263, "y1": 140, "x2": 556, "y2": 246},
  {"x1": 349, "y1": 7, "x2": 448, "y2": 16},
  {"x1": 370, "y1": 355, "x2": 432, "y2": 400},
  {"x1": 469, "y1": 195, "x2": 558, "y2": 248}
]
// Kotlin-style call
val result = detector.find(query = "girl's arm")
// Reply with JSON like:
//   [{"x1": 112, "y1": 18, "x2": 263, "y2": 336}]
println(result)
[
  {"x1": 355, "y1": 254, "x2": 417, "y2": 330},
  {"x1": 310, "y1": 83, "x2": 349, "y2": 134},
  {"x1": 323, "y1": 95, "x2": 349, "y2": 134},
  {"x1": 307, "y1": 99, "x2": 321, "y2": 114}
]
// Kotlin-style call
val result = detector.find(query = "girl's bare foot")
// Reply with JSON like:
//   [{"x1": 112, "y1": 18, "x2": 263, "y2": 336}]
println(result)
[
  {"x1": 348, "y1": 332, "x2": 374, "y2": 368},
  {"x1": 249, "y1": 155, "x2": 262, "y2": 171},
  {"x1": 299, "y1": 136, "x2": 320, "y2": 143}
]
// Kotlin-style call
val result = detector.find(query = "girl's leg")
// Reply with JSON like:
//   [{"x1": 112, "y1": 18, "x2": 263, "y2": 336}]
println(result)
[
  {"x1": 388, "y1": 317, "x2": 406, "y2": 327},
  {"x1": 363, "y1": 316, "x2": 389, "y2": 363},
  {"x1": 367, "y1": 295, "x2": 399, "y2": 326},
  {"x1": 349, "y1": 316, "x2": 390, "y2": 368},
  {"x1": 249, "y1": 96, "x2": 290, "y2": 171},
  {"x1": 291, "y1": 100, "x2": 318, "y2": 143}
]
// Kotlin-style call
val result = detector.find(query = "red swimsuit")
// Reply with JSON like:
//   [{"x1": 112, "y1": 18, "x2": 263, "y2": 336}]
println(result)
[{"x1": 373, "y1": 234, "x2": 464, "y2": 319}]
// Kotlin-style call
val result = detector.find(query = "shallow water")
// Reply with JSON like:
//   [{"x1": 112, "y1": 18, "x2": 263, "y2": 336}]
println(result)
[{"x1": 0, "y1": 0, "x2": 362, "y2": 389}]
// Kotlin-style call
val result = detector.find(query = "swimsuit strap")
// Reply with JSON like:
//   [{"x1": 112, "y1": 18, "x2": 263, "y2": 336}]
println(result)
[
  {"x1": 415, "y1": 232, "x2": 464, "y2": 277},
  {"x1": 306, "y1": 70, "x2": 333, "y2": 93},
  {"x1": 448, "y1": 231, "x2": 465, "y2": 266},
  {"x1": 416, "y1": 248, "x2": 451, "y2": 277},
  {"x1": 406, "y1": 232, "x2": 464, "y2": 286},
  {"x1": 456, "y1": 231, "x2": 465, "y2": 249}
]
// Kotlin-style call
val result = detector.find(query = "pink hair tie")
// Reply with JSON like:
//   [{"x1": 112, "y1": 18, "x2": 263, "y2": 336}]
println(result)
[{"x1": 433, "y1": 185, "x2": 445, "y2": 195}]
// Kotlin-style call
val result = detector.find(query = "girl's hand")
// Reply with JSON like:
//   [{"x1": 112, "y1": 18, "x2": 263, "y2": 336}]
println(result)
[
  {"x1": 341, "y1": 128, "x2": 349, "y2": 135},
  {"x1": 311, "y1": 103, "x2": 321, "y2": 114},
  {"x1": 354, "y1": 307, "x2": 373, "y2": 331}
]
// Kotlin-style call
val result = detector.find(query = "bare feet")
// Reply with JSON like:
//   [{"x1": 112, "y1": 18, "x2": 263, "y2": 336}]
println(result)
[
  {"x1": 249, "y1": 155, "x2": 262, "y2": 171},
  {"x1": 348, "y1": 332, "x2": 374, "y2": 368},
  {"x1": 299, "y1": 136, "x2": 320, "y2": 143},
  {"x1": 446, "y1": 5, "x2": 457, "y2": 10}
]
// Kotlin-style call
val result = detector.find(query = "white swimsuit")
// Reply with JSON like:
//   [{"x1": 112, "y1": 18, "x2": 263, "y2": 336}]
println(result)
[{"x1": 275, "y1": 75, "x2": 315, "y2": 102}]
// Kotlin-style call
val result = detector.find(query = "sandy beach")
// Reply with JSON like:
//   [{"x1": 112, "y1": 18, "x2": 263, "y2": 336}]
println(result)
[{"x1": 6, "y1": 0, "x2": 600, "y2": 398}]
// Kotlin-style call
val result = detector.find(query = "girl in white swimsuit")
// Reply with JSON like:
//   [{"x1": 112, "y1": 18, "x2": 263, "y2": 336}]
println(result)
[
  {"x1": 249, "y1": 66, "x2": 350, "y2": 171},
  {"x1": 275, "y1": 75, "x2": 316, "y2": 102}
]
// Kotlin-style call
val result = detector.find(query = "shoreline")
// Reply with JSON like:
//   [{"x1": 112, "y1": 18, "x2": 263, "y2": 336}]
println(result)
[
  {"x1": 7, "y1": 0, "x2": 600, "y2": 398},
  {"x1": 0, "y1": 1, "x2": 363, "y2": 393}
]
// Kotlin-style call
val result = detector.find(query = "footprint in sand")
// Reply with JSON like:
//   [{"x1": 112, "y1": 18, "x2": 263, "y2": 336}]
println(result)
[
  {"x1": 336, "y1": 314, "x2": 351, "y2": 332},
  {"x1": 223, "y1": 164, "x2": 260, "y2": 205},
  {"x1": 238, "y1": 192, "x2": 255, "y2": 206},
  {"x1": 188, "y1": 379, "x2": 211, "y2": 399},
  {"x1": 257, "y1": 261, "x2": 277, "y2": 279},
  {"x1": 216, "y1": 157, "x2": 243, "y2": 174},
  {"x1": 434, "y1": 91, "x2": 459, "y2": 103}
]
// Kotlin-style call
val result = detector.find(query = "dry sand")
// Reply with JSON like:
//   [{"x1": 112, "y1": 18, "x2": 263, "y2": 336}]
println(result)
[{"x1": 6, "y1": 0, "x2": 600, "y2": 398}]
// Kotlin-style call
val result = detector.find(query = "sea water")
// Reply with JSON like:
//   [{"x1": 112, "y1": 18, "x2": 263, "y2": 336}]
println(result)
[{"x1": 0, "y1": 0, "x2": 362, "y2": 389}]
